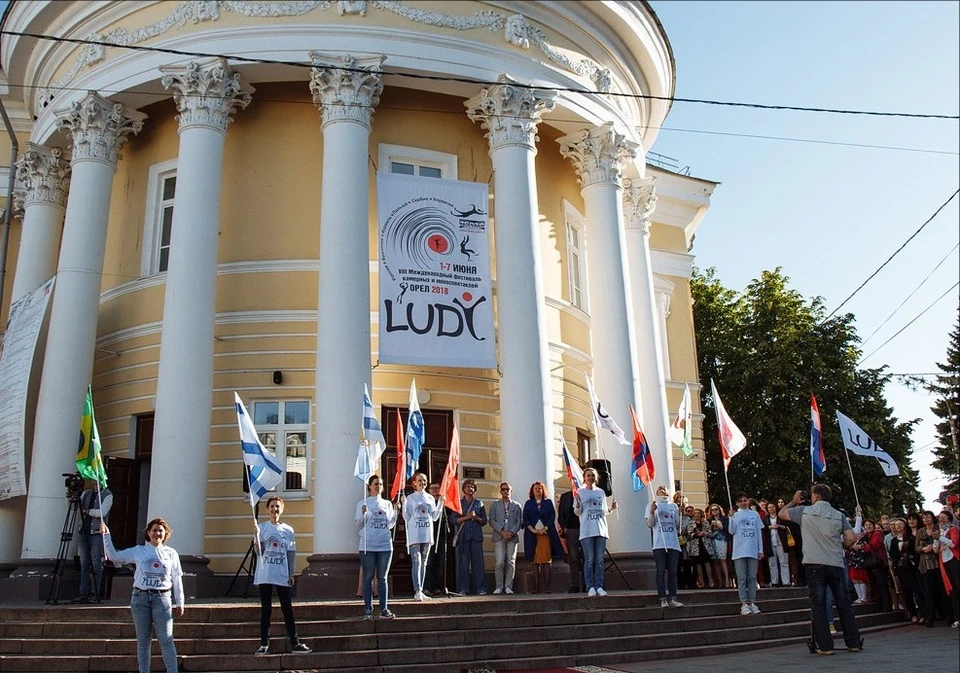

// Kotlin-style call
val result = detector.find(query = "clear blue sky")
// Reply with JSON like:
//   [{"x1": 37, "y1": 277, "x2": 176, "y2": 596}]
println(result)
[{"x1": 649, "y1": 1, "x2": 960, "y2": 508}]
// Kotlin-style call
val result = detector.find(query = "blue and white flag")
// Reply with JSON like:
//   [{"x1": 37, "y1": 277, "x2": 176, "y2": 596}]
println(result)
[
  {"x1": 355, "y1": 384, "x2": 386, "y2": 482},
  {"x1": 234, "y1": 392, "x2": 284, "y2": 503},
  {"x1": 405, "y1": 379, "x2": 425, "y2": 479}
]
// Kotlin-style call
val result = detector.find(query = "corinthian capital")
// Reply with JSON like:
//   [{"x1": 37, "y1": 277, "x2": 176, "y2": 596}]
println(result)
[
  {"x1": 622, "y1": 177, "x2": 658, "y2": 234},
  {"x1": 160, "y1": 58, "x2": 252, "y2": 134},
  {"x1": 55, "y1": 92, "x2": 146, "y2": 166},
  {"x1": 309, "y1": 53, "x2": 385, "y2": 129},
  {"x1": 14, "y1": 143, "x2": 71, "y2": 213},
  {"x1": 465, "y1": 74, "x2": 556, "y2": 153},
  {"x1": 557, "y1": 122, "x2": 637, "y2": 188}
]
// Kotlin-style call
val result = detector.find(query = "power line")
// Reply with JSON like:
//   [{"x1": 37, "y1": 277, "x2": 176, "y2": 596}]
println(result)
[
  {"x1": 1, "y1": 28, "x2": 958, "y2": 120},
  {"x1": 858, "y1": 280, "x2": 960, "y2": 365},
  {"x1": 823, "y1": 189, "x2": 960, "y2": 321},
  {"x1": 860, "y1": 242, "x2": 960, "y2": 347}
]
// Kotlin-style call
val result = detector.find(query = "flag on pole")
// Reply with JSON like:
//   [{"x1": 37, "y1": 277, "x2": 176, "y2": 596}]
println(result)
[
  {"x1": 810, "y1": 394, "x2": 826, "y2": 477},
  {"x1": 440, "y1": 424, "x2": 462, "y2": 514},
  {"x1": 405, "y1": 380, "x2": 425, "y2": 479},
  {"x1": 353, "y1": 441, "x2": 377, "y2": 482},
  {"x1": 585, "y1": 374, "x2": 630, "y2": 446},
  {"x1": 234, "y1": 392, "x2": 283, "y2": 503},
  {"x1": 76, "y1": 385, "x2": 107, "y2": 486},
  {"x1": 711, "y1": 379, "x2": 747, "y2": 470},
  {"x1": 390, "y1": 412, "x2": 406, "y2": 500},
  {"x1": 559, "y1": 430, "x2": 584, "y2": 495},
  {"x1": 835, "y1": 410, "x2": 899, "y2": 477},
  {"x1": 355, "y1": 384, "x2": 386, "y2": 482},
  {"x1": 667, "y1": 384, "x2": 694, "y2": 457},
  {"x1": 629, "y1": 405, "x2": 655, "y2": 492}
]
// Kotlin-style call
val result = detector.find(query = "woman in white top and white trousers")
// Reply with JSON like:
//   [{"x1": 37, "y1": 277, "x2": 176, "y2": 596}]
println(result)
[{"x1": 402, "y1": 472, "x2": 444, "y2": 601}]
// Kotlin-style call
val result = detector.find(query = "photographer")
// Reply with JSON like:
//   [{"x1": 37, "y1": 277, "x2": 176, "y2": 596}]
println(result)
[{"x1": 71, "y1": 477, "x2": 112, "y2": 604}]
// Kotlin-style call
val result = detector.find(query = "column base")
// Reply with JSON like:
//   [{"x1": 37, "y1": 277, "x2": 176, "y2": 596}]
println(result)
[{"x1": 298, "y1": 553, "x2": 363, "y2": 600}]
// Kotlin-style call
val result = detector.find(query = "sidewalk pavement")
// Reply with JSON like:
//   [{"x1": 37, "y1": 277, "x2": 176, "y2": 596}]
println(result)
[{"x1": 605, "y1": 622, "x2": 959, "y2": 673}]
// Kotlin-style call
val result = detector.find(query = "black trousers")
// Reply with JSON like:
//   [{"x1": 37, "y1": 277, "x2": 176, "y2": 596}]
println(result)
[{"x1": 259, "y1": 583, "x2": 299, "y2": 646}]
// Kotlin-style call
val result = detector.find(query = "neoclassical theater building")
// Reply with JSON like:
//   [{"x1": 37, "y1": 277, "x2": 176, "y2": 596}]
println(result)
[{"x1": 0, "y1": 0, "x2": 716, "y2": 597}]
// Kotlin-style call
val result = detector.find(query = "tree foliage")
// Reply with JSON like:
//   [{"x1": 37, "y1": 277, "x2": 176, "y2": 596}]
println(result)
[
  {"x1": 928, "y1": 307, "x2": 960, "y2": 498},
  {"x1": 691, "y1": 267, "x2": 922, "y2": 517}
]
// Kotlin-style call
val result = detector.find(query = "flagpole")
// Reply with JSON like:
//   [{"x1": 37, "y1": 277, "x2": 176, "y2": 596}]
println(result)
[
  {"x1": 842, "y1": 443, "x2": 861, "y2": 511},
  {"x1": 247, "y1": 467, "x2": 262, "y2": 557},
  {"x1": 722, "y1": 464, "x2": 733, "y2": 513}
]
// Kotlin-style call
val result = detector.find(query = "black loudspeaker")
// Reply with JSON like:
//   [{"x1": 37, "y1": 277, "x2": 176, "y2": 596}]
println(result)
[
  {"x1": 586, "y1": 459, "x2": 613, "y2": 497},
  {"x1": 272, "y1": 370, "x2": 283, "y2": 385}
]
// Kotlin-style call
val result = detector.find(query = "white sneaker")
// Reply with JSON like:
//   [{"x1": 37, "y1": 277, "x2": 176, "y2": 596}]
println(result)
[
  {"x1": 596, "y1": 588, "x2": 608, "y2": 597},
  {"x1": 420, "y1": 592, "x2": 431, "y2": 600},
  {"x1": 505, "y1": 587, "x2": 514, "y2": 594},
  {"x1": 740, "y1": 603, "x2": 752, "y2": 616},
  {"x1": 587, "y1": 587, "x2": 597, "y2": 597},
  {"x1": 413, "y1": 592, "x2": 423, "y2": 602},
  {"x1": 660, "y1": 599, "x2": 669, "y2": 608},
  {"x1": 749, "y1": 602, "x2": 761, "y2": 614},
  {"x1": 669, "y1": 599, "x2": 684, "y2": 608},
  {"x1": 493, "y1": 588, "x2": 503, "y2": 595}
]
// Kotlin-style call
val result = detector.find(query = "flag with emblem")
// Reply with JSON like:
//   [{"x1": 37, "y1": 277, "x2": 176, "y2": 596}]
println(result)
[{"x1": 76, "y1": 386, "x2": 107, "y2": 487}]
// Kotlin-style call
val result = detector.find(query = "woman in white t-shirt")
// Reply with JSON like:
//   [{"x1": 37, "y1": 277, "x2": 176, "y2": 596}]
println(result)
[
  {"x1": 356, "y1": 475, "x2": 398, "y2": 619},
  {"x1": 101, "y1": 518, "x2": 184, "y2": 673},
  {"x1": 402, "y1": 472, "x2": 444, "y2": 602},
  {"x1": 252, "y1": 496, "x2": 311, "y2": 656},
  {"x1": 573, "y1": 467, "x2": 617, "y2": 597},
  {"x1": 644, "y1": 485, "x2": 683, "y2": 608}
]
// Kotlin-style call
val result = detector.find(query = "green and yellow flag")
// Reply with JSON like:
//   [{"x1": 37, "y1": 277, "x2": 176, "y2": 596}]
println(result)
[{"x1": 76, "y1": 385, "x2": 107, "y2": 486}]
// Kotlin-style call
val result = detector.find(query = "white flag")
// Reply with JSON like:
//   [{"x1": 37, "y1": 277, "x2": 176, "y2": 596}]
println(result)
[
  {"x1": 835, "y1": 410, "x2": 899, "y2": 477},
  {"x1": 668, "y1": 384, "x2": 694, "y2": 457},
  {"x1": 585, "y1": 374, "x2": 630, "y2": 446}
]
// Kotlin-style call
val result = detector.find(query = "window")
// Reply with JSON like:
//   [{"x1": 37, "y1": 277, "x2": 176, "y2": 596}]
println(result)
[
  {"x1": 576, "y1": 429, "x2": 593, "y2": 465},
  {"x1": 252, "y1": 400, "x2": 311, "y2": 495},
  {"x1": 378, "y1": 144, "x2": 457, "y2": 180},
  {"x1": 140, "y1": 160, "x2": 178, "y2": 276},
  {"x1": 564, "y1": 201, "x2": 588, "y2": 311}
]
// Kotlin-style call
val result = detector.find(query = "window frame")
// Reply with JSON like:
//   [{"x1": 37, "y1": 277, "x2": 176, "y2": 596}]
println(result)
[
  {"x1": 378, "y1": 144, "x2": 458, "y2": 180},
  {"x1": 564, "y1": 200, "x2": 589, "y2": 312},
  {"x1": 140, "y1": 159, "x2": 178, "y2": 276},
  {"x1": 250, "y1": 399, "x2": 312, "y2": 498}
]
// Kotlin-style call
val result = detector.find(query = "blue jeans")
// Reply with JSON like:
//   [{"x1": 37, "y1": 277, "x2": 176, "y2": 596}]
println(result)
[
  {"x1": 806, "y1": 563, "x2": 862, "y2": 652},
  {"x1": 652, "y1": 548, "x2": 680, "y2": 599},
  {"x1": 581, "y1": 536, "x2": 607, "y2": 591},
  {"x1": 360, "y1": 550, "x2": 392, "y2": 612},
  {"x1": 734, "y1": 557, "x2": 758, "y2": 603},
  {"x1": 130, "y1": 589, "x2": 177, "y2": 673},
  {"x1": 76, "y1": 532, "x2": 104, "y2": 599},
  {"x1": 409, "y1": 542, "x2": 430, "y2": 593}
]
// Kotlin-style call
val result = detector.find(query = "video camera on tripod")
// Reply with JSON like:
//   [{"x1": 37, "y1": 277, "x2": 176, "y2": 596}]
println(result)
[{"x1": 63, "y1": 472, "x2": 84, "y2": 503}]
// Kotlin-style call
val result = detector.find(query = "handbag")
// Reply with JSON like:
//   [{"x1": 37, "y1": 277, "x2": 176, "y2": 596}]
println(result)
[
  {"x1": 786, "y1": 530, "x2": 796, "y2": 547},
  {"x1": 862, "y1": 551, "x2": 881, "y2": 569}
]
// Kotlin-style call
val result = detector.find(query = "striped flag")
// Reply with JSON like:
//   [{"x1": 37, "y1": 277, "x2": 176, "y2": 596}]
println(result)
[
  {"x1": 76, "y1": 386, "x2": 107, "y2": 486},
  {"x1": 629, "y1": 405, "x2": 655, "y2": 492},
  {"x1": 234, "y1": 392, "x2": 283, "y2": 503},
  {"x1": 355, "y1": 384, "x2": 385, "y2": 482},
  {"x1": 559, "y1": 429, "x2": 584, "y2": 495},
  {"x1": 711, "y1": 380, "x2": 747, "y2": 470},
  {"x1": 810, "y1": 394, "x2": 826, "y2": 477},
  {"x1": 405, "y1": 380, "x2": 425, "y2": 479}
]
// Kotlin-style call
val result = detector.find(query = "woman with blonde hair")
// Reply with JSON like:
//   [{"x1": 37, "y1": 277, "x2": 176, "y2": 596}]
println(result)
[{"x1": 705, "y1": 503, "x2": 731, "y2": 588}]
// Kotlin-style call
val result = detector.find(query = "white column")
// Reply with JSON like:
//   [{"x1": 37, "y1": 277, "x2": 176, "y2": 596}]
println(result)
[
  {"x1": 10, "y1": 144, "x2": 70, "y2": 303},
  {"x1": 466, "y1": 75, "x2": 556, "y2": 491},
  {"x1": 20, "y1": 93, "x2": 144, "y2": 561},
  {"x1": 309, "y1": 53, "x2": 384, "y2": 554},
  {"x1": 623, "y1": 177, "x2": 674, "y2": 491},
  {"x1": 148, "y1": 59, "x2": 252, "y2": 558},
  {"x1": 557, "y1": 122, "x2": 646, "y2": 551}
]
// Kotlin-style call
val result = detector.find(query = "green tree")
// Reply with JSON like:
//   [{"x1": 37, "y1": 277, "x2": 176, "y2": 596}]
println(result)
[
  {"x1": 928, "y1": 307, "x2": 960, "y2": 498},
  {"x1": 692, "y1": 267, "x2": 922, "y2": 516}
]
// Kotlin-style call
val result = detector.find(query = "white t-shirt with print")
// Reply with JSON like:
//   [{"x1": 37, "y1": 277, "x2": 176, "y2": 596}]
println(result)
[{"x1": 254, "y1": 521, "x2": 296, "y2": 586}]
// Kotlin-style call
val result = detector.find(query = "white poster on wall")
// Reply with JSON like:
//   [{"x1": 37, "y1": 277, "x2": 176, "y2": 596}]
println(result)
[
  {"x1": 377, "y1": 172, "x2": 495, "y2": 368},
  {"x1": 0, "y1": 277, "x2": 55, "y2": 500}
]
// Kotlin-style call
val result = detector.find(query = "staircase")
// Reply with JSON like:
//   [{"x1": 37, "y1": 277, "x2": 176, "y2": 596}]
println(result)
[{"x1": 0, "y1": 588, "x2": 905, "y2": 672}]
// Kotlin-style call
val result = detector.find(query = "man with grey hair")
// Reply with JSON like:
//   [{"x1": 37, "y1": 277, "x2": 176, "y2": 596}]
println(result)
[{"x1": 779, "y1": 483, "x2": 863, "y2": 655}]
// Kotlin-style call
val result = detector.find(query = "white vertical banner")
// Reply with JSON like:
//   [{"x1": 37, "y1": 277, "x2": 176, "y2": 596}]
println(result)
[
  {"x1": 0, "y1": 277, "x2": 56, "y2": 499},
  {"x1": 377, "y1": 172, "x2": 495, "y2": 368}
]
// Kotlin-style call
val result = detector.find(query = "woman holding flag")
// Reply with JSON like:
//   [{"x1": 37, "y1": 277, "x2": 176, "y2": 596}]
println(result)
[
  {"x1": 356, "y1": 475, "x2": 398, "y2": 619},
  {"x1": 645, "y1": 485, "x2": 683, "y2": 608},
  {"x1": 402, "y1": 472, "x2": 445, "y2": 601},
  {"x1": 574, "y1": 468, "x2": 617, "y2": 597}
]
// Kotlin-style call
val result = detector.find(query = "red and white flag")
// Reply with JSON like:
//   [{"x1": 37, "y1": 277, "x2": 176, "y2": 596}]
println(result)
[{"x1": 711, "y1": 379, "x2": 747, "y2": 470}]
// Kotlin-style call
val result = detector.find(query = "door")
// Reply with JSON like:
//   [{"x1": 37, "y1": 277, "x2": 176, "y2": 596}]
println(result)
[{"x1": 106, "y1": 457, "x2": 140, "y2": 550}]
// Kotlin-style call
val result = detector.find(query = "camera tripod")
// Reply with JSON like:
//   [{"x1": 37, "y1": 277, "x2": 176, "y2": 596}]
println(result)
[{"x1": 46, "y1": 496, "x2": 81, "y2": 604}]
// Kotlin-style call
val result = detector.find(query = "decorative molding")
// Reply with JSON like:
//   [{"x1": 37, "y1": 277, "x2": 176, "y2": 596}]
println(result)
[
  {"x1": 465, "y1": 74, "x2": 556, "y2": 153},
  {"x1": 159, "y1": 58, "x2": 253, "y2": 134},
  {"x1": 650, "y1": 249, "x2": 695, "y2": 280},
  {"x1": 54, "y1": 92, "x2": 146, "y2": 165},
  {"x1": 13, "y1": 142, "x2": 71, "y2": 213},
  {"x1": 622, "y1": 176, "x2": 657, "y2": 234},
  {"x1": 309, "y1": 52, "x2": 384, "y2": 129},
  {"x1": 557, "y1": 122, "x2": 637, "y2": 188},
  {"x1": 37, "y1": 1, "x2": 612, "y2": 114}
]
